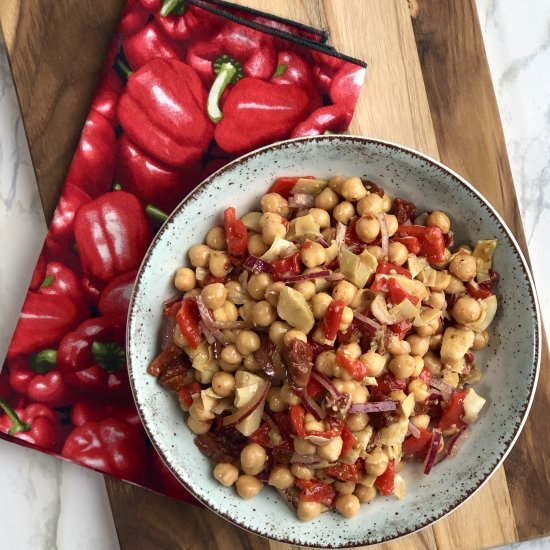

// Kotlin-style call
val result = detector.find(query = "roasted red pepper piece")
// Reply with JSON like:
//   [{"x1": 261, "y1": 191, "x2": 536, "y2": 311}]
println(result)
[
  {"x1": 388, "y1": 319, "x2": 413, "y2": 340},
  {"x1": 248, "y1": 421, "x2": 272, "y2": 448},
  {"x1": 90, "y1": 69, "x2": 124, "y2": 125},
  {"x1": 438, "y1": 389, "x2": 469, "y2": 431},
  {"x1": 466, "y1": 280, "x2": 492, "y2": 300},
  {"x1": 374, "y1": 458, "x2": 395, "y2": 496},
  {"x1": 388, "y1": 278, "x2": 419, "y2": 305},
  {"x1": 70, "y1": 397, "x2": 142, "y2": 431},
  {"x1": 45, "y1": 184, "x2": 92, "y2": 257},
  {"x1": 271, "y1": 252, "x2": 301, "y2": 281},
  {"x1": 324, "y1": 459, "x2": 364, "y2": 482},
  {"x1": 74, "y1": 191, "x2": 151, "y2": 284},
  {"x1": 176, "y1": 298, "x2": 202, "y2": 349},
  {"x1": 62, "y1": 418, "x2": 147, "y2": 482},
  {"x1": 223, "y1": 207, "x2": 248, "y2": 263},
  {"x1": 392, "y1": 198, "x2": 417, "y2": 224},
  {"x1": 369, "y1": 276, "x2": 388, "y2": 292},
  {"x1": 376, "y1": 260, "x2": 412, "y2": 279},
  {"x1": 64, "y1": 111, "x2": 117, "y2": 198},
  {"x1": 396, "y1": 225, "x2": 446, "y2": 264},
  {"x1": 291, "y1": 104, "x2": 352, "y2": 138},
  {"x1": 115, "y1": 136, "x2": 201, "y2": 213},
  {"x1": 267, "y1": 176, "x2": 313, "y2": 199},
  {"x1": 98, "y1": 269, "x2": 138, "y2": 325},
  {"x1": 8, "y1": 352, "x2": 72, "y2": 408},
  {"x1": 289, "y1": 404, "x2": 307, "y2": 438},
  {"x1": 176, "y1": 381, "x2": 201, "y2": 408},
  {"x1": 320, "y1": 299, "x2": 346, "y2": 341},
  {"x1": 402, "y1": 428, "x2": 433, "y2": 459},
  {"x1": 335, "y1": 350, "x2": 368, "y2": 382},
  {"x1": 7, "y1": 292, "x2": 79, "y2": 359},
  {"x1": 0, "y1": 398, "x2": 62, "y2": 452},
  {"x1": 329, "y1": 64, "x2": 365, "y2": 111},
  {"x1": 340, "y1": 425, "x2": 357, "y2": 457},
  {"x1": 295, "y1": 479, "x2": 336, "y2": 507},
  {"x1": 306, "y1": 375, "x2": 326, "y2": 399},
  {"x1": 391, "y1": 236, "x2": 422, "y2": 255},
  {"x1": 119, "y1": 0, "x2": 150, "y2": 36},
  {"x1": 118, "y1": 58, "x2": 213, "y2": 167}
]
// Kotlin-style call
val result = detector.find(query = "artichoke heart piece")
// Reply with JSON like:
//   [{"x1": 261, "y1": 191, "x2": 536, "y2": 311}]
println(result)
[
  {"x1": 472, "y1": 239, "x2": 497, "y2": 273},
  {"x1": 440, "y1": 327, "x2": 475, "y2": 363},
  {"x1": 277, "y1": 286, "x2": 315, "y2": 333},
  {"x1": 339, "y1": 247, "x2": 378, "y2": 288},
  {"x1": 292, "y1": 178, "x2": 329, "y2": 194},
  {"x1": 241, "y1": 211, "x2": 263, "y2": 232},
  {"x1": 260, "y1": 237, "x2": 297, "y2": 261},
  {"x1": 286, "y1": 214, "x2": 322, "y2": 241}
]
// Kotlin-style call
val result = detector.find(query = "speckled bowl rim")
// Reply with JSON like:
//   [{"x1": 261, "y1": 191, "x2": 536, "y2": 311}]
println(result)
[{"x1": 127, "y1": 135, "x2": 541, "y2": 547}]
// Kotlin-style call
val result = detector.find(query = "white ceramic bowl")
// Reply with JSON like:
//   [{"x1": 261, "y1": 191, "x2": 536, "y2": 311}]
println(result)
[{"x1": 128, "y1": 136, "x2": 540, "y2": 547}]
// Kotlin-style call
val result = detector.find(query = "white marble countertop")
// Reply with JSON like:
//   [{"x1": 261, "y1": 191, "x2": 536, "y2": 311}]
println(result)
[{"x1": 1, "y1": 1, "x2": 549, "y2": 548}]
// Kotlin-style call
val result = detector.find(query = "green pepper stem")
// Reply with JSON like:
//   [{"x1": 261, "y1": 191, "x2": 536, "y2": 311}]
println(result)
[
  {"x1": 116, "y1": 58, "x2": 134, "y2": 79},
  {"x1": 207, "y1": 55, "x2": 244, "y2": 123},
  {"x1": 29, "y1": 350, "x2": 57, "y2": 374},
  {"x1": 113, "y1": 182, "x2": 122, "y2": 191},
  {"x1": 145, "y1": 204, "x2": 169, "y2": 223},
  {"x1": 0, "y1": 398, "x2": 31, "y2": 435},
  {"x1": 273, "y1": 64, "x2": 287, "y2": 78},
  {"x1": 161, "y1": 0, "x2": 186, "y2": 16},
  {"x1": 91, "y1": 341, "x2": 126, "y2": 373},
  {"x1": 40, "y1": 274, "x2": 55, "y2": 288}
]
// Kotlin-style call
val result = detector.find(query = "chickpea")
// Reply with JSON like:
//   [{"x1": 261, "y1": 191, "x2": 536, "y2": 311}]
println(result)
[
  {"x1": 243, "y1": 354, "x2": 261, "y2": 373},
  {"x1": 384, "y1": 214, "x2": 399, "y2": 237},
  {"x1": 412, "y1": 355, "x2": 424, "y2": 377},
  {"x1": 259, "y1": 212, "x2": 284, "y2": 230},
  {"x1": 189, "y1": 398, "x2": 215, "y2": 422},
  {"x1": 408, "y1": 378, "x2": 430, "y2": 401},
  {"x1": 389, "y1": 354, "x2": 416, "y2": 379},
  {"x1": 410, "y1": 413, "x2": 430, "y2": 430},
  {"x1": 281, "y1": 383, "x2": 301, "y2": 406},
  {"x1": 452, "y1": 296, "x2": 482, "y2": 325},
  {"x1": 213, "y1": 462, "x2": 239, "y2": 487},
  {"x1": 209, "y1": 251, "x2": 231, "y2": 277},
  {"x1": 426, "y1": 291, "x2": 446, "y2": 310},
  {"x1": 449, "y1": 254, "x2": 477, "y2": 281},
  {"x1": 248, "y1": 233, "x2": 269, "y2": 257},
  {"x1": 317, "y1": 436, "x2": 343, "y2": 462},
  {"x1": 301, "y1": 241, "x2": 326, "y2": 268},
  {"x1": 387, "y1": 339, "x2": 411, "y2": 356},
  {"x1": 212, "y1": 305, "x2": 228, "y2": 322},
  {"x1": 315, "y1": 187, "x2": 339, "y2": 211},
  {"x1": 201, "y1": 283, "x2": 227, "y2": 310},
  {"x1": 268, "y1": 465, "x2": 295, "y2": 490},
  {"x1": 426, "y1": 210, "x2": 451, "y2": 234},
  {"x1": 367, "y1": 245, "x2": 384, "y2": 261},
  {"x1": 206, "y1": 226, "x2": 227, "y2": 250},
  {"x1": 341, "y1": 176, "x2": 367, "y2": 202},
  {"x1": 187, "y1": 416, "x2": 212, "y2": 435},
  {"x1": 184, "y1": 288, "x2": 201, "y2": 299},
  {"x1": 284, "y1": 329, "x2": 309, "y2": 347},
  {"x1": 406, "y1": 334, "x2": 429, "y2": 357},
  {"x1": 225, "y1": 281, "x2": 247, "y2": 305},
  {"x1": 189, "y1": 244, "x2": 211, "y2": 268},
  {"x1": 315, "y1": 351, "x2": 336, "y2": 377},
  {"x1": 332, "y1": 280, "x2": 358, "y2": 306},
  {"x1": 365, "y1": 447, "x2": 389, "y2": 477},
  {"x1": 415, "y1": 318, "x2": 440, "y2": 337},
  {"x1": 388, "y1": 242, "x2": 409, "y2": 266},
  {"x1": 355, "y1": 215, "x2": 380, "y2": 243},
  {"x1": 247, "y1": 273, "x2": 272, "y2": 300},
  {"x1": 262, "y1": 222, "x2": 287, "y2": 245},
  {"x1": 389, "y1": 389, "x2": 407, "y2": 403},
  {"x1": 311, "y1": 294, "x2": 332, "y2": 323},
  {"x1": 429, "y1": 334, "x2": 443, "y2": 350},
  {"x1": 333, "y1": 201, "x2": 355, "y2": 224},
  {"x1": 289, "y1": 282, "x2": 314, "y2": 304},
  {"x1": 339, "y1": 342, "x2": 362, "y2": 361},
  {"x1": 335, "y1": 493, "x2": 360, "y2": 518},
  {"x1": 328, "y1": 175, "x2": 346, "y2": 195},
  {"x1": 291, "y1": 463, "x2": 314, "y2": 481},
  {"x1": 357, "y1": 193, "x2": 384, "y2": 216},
  {"x1": 294, "y1": 438, "x2": 316, "y2": 456},
  {"x1": 264, "y1": 281, "x2": 286, "y2": 307},
  {"x1": 347, "y1": 412, "x2": 368, "y2": 431},
  {"x1": 235, "y1": 475, "x2": 263, "y2": 499},
  {"x1": 220, "y1": 344, "x2": 242, "y2": 367},
  {"x1": 309, "y1": 208, "x2": 331, "y2": 229},
  {"x1": 252, "y1": 300, "x2": 277, "y2": 327},
  {"x1": 239, "y1": 298, "x2": 257, "y2": 323},
  {"x1": 174, "y1": 267, "x2": 196, "y2": 292},
  {"x1": 269, "y1": 320, "x2": 291, "y2": 347},
  {"x1": 210, "y1": 372, "x2": 234, "y2": 398},
  {"x1": 472, "y1": 330, "x2": 489, "y2": 350},
  {"x1": 235, "y1": 330, "x2": 261, "y2": 356},
  {"x1": 339, "y1": 306, "x2": 354, "y2": 332},
  {"x1": 382, "y1": 193, "x2": 393, "y2": 212},
  {"x1": 303, "y1": 413, "x2": 324, "y2": 433},
  {"x1": 240, "y1": 442, "x2": 267, "y2": 476},
  {"x1": 432, "y1": 271, "x2": 452, "y2": 292},
  {"x1": 361, "y1": 351, "x2": 386, "y2": 377},
  {"x1": 423, "y1": 351, "x2": 442, "y2": 376},
  {"x1": 445, "y1": 274, "x2": 466, "y2": 294},
  {"x1": 335, "y1": 481, "x2": 356, "y2": 495},
  {"x1": 261, "y1": 192, "x2": 290, "y2": 216},
  {"x1": 267, "y1": 387, "x2": 286, "y2": 412},
  {"x1": 297, "y1": 500, "x2": 323, "y2": 521},
  {"x1": 173, "y1": 325, "x2": 189, "y2": 348},
  {"x1": 355, "y1": 484, "x2": 376, "y2": 503}
]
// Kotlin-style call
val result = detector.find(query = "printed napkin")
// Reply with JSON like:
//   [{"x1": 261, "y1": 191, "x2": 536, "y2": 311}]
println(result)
[{"x1": 0, "y1": 0, "x2": 366, "y2": 501}]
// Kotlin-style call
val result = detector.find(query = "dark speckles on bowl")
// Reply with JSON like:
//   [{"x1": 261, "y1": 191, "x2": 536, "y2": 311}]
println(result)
[{"x1": 126, "y1": 136, "x2": 541, "y2": 548}]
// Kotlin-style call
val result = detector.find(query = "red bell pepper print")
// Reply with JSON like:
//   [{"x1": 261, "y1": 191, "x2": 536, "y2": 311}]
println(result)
[
  {"x1": 70, "y1": 397, "x2": 142, "y2": 431},
  {"x1": 74, "y1": 191, "x2": 151, "y2": 284},
  {"x1": 90, "y1": 70, "x2": 124, "y2": 125},
  {"x1": 98, "y1": 269, "x2": 138, "y2": 325},
  {"x1": 149, "y1": 447, "x2": 196, "y2": 502},
  {"x1": 8, "y1": 292, "x2": 79, "y2": 359},
  {"x1": 0, "y1": 398, "x2": 63, "y2": 452},
  {"x1": 118, "y1": 58, "x2": 213, "y2": 167},
  {"x1": 8, "y1": 352, "x2": 73, "y2": 408},
  {"x1": 153, "y1": 1, "x2": 221, "y2": 41},
  {"x1": 119, "y1": 0, "x2": 150, "y2": 37},
  {"x1": 64, "y1": 111, "x2": 117, "y2": 199},
  {"x1": 291, "y1": 104, "x2": 352, "y2": 138},
  {"x1": 62, "y1": 418, "x2": 147, "y2": 482},
  {"x1": 329, "y1": 64, "x2": 365, "y2": 111},
  {"x1": 29, "y1": 252, "x2": 46, "y2": 291}
]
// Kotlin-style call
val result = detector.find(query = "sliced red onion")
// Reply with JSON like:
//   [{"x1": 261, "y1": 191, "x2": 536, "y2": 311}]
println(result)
[
  {"x1": 195, "y1": 267, "x2": 208, "y2": 282},
  {"x1": 290, "y1": 453, "x2": 319, "y2": 464},
  {"x1": 300, "y1": 391, "x2": 325, "y2": 421},
  {"x1": 326, "y1": 271, "x2": 345, "y2": 281},
  {"x1": 281, "y1": 270, "x2": 330, "y2": 283},
  {"x1": 311, "y1": 369, "x2": 341, "y2": 398},
  {"x1": 195, "y1": 296, "x2": 229, "y2": 346},
  {"x1": 199, "y1": 321, "x2": 217, "y2": 346},
  {"x1": 408, "y1": 421, "x2": 421, "y2": 439},
  {"x1": 222, "y1": 381, "x2": 270, "y2": 427},
  {"x1": 210, "y1": 320, "x2": 250, "y2": 330},
  {"x1": 288, "y1": 193, "x2": 315, "y2": 208},
  {"x1": 447, "y1": 426, "x2": 469, "y2": 458},
  {"x1": 377, "y1": 212, "x2": 389, "y2": 258},
  {"x1": 423, "y1": 428, "x2": 442, "y2": 475},
  {"x1": 335, "y1": 222, "x2": 347, "y2": 247},
  {"x1": 243, "y1": 255, "x2": 272, "y2": 273},
  {"x1": 429, "y1": 377, "x2": 456, "y2": 398},
  {"x1": 349, "y1": 401, "x2": 398, "y2": 413},
  {"x1": 316, "y1": 237, "x2": 330, "y2": 248},
  {"x1": 353, "y1": 311, "x2": 380, "y2": 334}
]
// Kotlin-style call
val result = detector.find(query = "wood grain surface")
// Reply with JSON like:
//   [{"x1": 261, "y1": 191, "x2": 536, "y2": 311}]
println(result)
[{"x1": 1, "y1": 0, "x2": 548, "y2": 548}]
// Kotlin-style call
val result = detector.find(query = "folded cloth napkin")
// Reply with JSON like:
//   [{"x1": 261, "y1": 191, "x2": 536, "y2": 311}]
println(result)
[{"x1": 0, "y1": 0, "x2": 366, "y2": 502}]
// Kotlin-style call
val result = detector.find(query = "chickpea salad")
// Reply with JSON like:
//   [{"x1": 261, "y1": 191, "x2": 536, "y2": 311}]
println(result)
[{"x1": 148, "y1": 175, "x2": 498, "y2": 521}]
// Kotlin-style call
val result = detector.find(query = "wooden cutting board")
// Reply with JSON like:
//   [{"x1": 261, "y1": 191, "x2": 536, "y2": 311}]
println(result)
[{"x1": 2, "y1": 1, "x2": 549, "y2": 548}]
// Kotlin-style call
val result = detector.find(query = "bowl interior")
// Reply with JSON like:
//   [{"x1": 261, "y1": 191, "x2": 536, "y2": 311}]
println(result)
[{"x1": 128, "y1": 136, "x2": 539, "y2": 547}]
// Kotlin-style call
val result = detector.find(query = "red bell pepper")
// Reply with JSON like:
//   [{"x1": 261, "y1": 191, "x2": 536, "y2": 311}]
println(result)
[
  {"x1": 223, "y1": 207, "x2": 248, "y2": 263},
  {"x1": 376, "y1": 260, "x2": 412, "y2": 279},
  {"x1": 329, "y1": 64, "x2": 365, "y2": 111},
  {"x1": 0, "y1": 368, "x2": 14, "y2": 402},
  {"x1": 340, "y1": 425, "x2": 356, "y2": 457},
  {"x1": 291, "y1": 104, "x2": 352, "y2": 138},
  {"x1": 98, "y1": 269, "x2": 138, "y2": 325},
  {"x1": 388, "y1": 278, "x2": 419, "y2": 305},
  {"x1": 122, "y1": 21, "x2": 185, "y2": 70},
  {"x1": 289, "y1": 404, "x2": 307, "y2": 438},
  {"x1": 119, "y1": 0, "x2": 150, "y2": 36},
  {"x1": 64, "y1": 111, "x2": 117, "y2": 198},
  {"x1": 396, "y1": 225, "x2": 446, "y2": 264},
  {"x1": 390, "y1": 236, "x2": 422, "y2": 255},
  {"x1": 324, "y1": 460, "x2": 364, "y2": 483},
  {"x1": 270, "y1": 252, "x2": 301, "y2": 281},
  {"x1": 8, "y1": 352, "x2": 72, "y2": 408},
  {"x1": 320, "y1": 299, "x2": 346, "y2": 341},
  {"x1": 374, "y1": 458, "x2": 395, "y2": 496},
  {"x1": 70, "y1": 397, "x2": 142, "y2": 431},
  {"x1": 90, "y1": 69, "x2": 124, "y2": 125},
  {"x1": 402, "y1": 428, "x2": 433, "y2": 459},
  {"x1": 138, "y1": 0, "x2": 160, "y2": 8},
  {"x1": 295, "y1": 479, "x2": 336, "y2": 507},
  {"x1": 74, "y1": 191, "x2": 151, "y2": 284},
  {"x1": 438, "y1": 389, "x2": 469, "y2": 431},
  {"x1": 214, "y1": 78, "x2": 311, "y2": 155},
  {"x1": 311, "y1": 51, "x2": 344, "y2": 94},
  {"x1": 306, "y1": 375, "x2": 326, "y2": 399},
  {"x1": 176, "y1": 381, "x2": 201, "y2": 408},
  {"x1": 153, "y1": 1, "x2": 221, "y2": 41},
  {"x1": 62, "y1": 418, "x2": 147, "y2": 482},
  {"x1": 388, "y1": 319, "x2": 412, "y2": 340},
  {"x1": 267, "y1": 176, "x2": 313, "y2": 199},
  {"x1": 335, "y1": 350, "x2": 368, "y2": 382},
  {"x1": 118, "y1": 58, "x2": 213, "y2": 167},
  {"x1": 370, "y1": 277, "x2": 388, "y2": 293},
  {"x1": 45, "y1": 184, "x2": 91, "y2": 257},
  {"x1": 0, "y1": 398, "x2": 62, "y2": 452},
  {"x1": 175, "y1": 298, "x2": 202, "y2": 349},
  {"x1": 7, "y1": 292, "x2": 79, "y2": 359},
  {"x1": 115, "y1": 136, "x2": 201, "y2": 213},
  {"x1": 392, "y1": 198, "x2": 417, "y2": 224}
]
